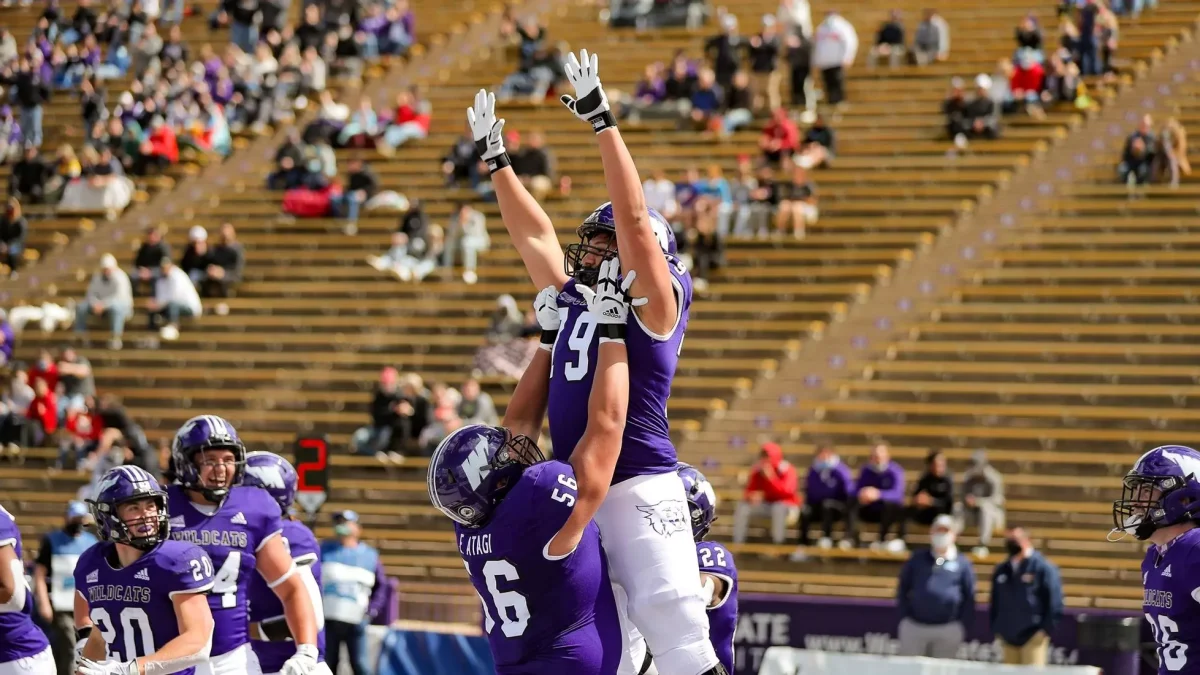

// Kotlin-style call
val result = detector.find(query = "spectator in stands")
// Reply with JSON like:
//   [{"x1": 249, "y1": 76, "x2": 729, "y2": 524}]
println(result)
[
  {"x1": 419, "y1": 410, "x2": 463, "y2": 455},
  {"x1": 720, "y1": 71, "x2": 753, "y2": 137},
  {"x1": 94, "y1": 393, "x2": 154, "y2": 475},
  {"x1": 56, "y1": 347, "x2": 94, "y2": 414},
  {"x1": 796, "y1": 114, "x2": 835, "y2": 169},
  {"x1": 812, "y1": 10, "x2": 858, "y2": 106},
  {"x1": 731, "y1": 441, "x2": 799, "y2": 545},
  {"x1": 0, "y1": 310, "x2": 13, "y2": 367},
  {"x1": 949, "y1": 76, "x2": 999, "y2": 149},
  {"x1": 959, "y1": 449, "x2": 1005, "y2": 556},
  {"x1": 29, "y1": 349, "x2": 58, "y2": 398},
  {"x1": 785, "y1": 32, "x2": 813, "y2": 119},
  {"x1": 268, "y1": 129, "x2": 306, "y2": 190},
  {"x1": 133, "y1": 116, "x2": 179, "y2": 176},
  {"x1": 75, "y1": 253, "x2": 132, "y2": 350},
  {"x1": 1119, "y1": 114, "x2": 1156, "y2": 186},
  {"x1": 617, "y1": 63, "x2": 667, "y2": 122},
  {"x1": 777, "y1": 0, "x2": 813, "y2": 38},
  {"x1": 11, "y1": 57, "x2": 48, "y2": 147},
  {"x1": 1040, "y1": 53, "x2": 1079, "y2": 107},
  {"x1": 1155, "y1": 117, "x2": 1191, "y2": 188},
  {"x1": 379, "y1": 88, "x2": 431, "y2": 153},
  {"x1": 867, "y1": 10, "x2": 905, "y2": 69},
  {"x1": 57, "y1": 399, "x2": 101, "y2": 474},
  {"x1": 1015, "y1": 14, "x2": 1043, "y2": 63},
  {"x1": 736, "y1": 163, "x2": 773, "y2": 238},
  {"x1": 989, "y1": 527, "x2": 1063, "y2": 665},
  {"x1": 905, "y1": 449, "x2": 954, "y2": 542},
  {"x1": 664, "y1": 54, "x2": 698, "y2": 108},
  {"x1": 644, "y1": 168, "x2": 679, "y2": 223},
  {"x1": 684, "y1": 201, "x2": 722, "y2": 291},
  {"x1": 759, "y1": 107, "x2": 799, "y2": 166},
  {"x1": 44, "y1": 144, "x2": 82, "y2": 204},
  {"x1": 27, "y1": 377, "x2": 58, "y2": 445},
  {"x1": 10, "y1": 144, "x2": 48, "y2": 203},
  {"x1": 498, "y1": 42, "x2": 566, "y2": 102},
  {"x1": 394, "y1": 372, "x2": 430, "y2": 450},
  {"x1": 747, "y1": 16, "x2": 783, "y2": 113},
  {"x1": 685, "y1": 68, "x2": 724, "y2": 132},
  {"x1": 355, "y1": 366, "x2": 404, "y2": 461},
  {"x1": 705, "y1": 13, "x2": 743, "y2": 89},
  {"x1": 442, "y1": 124, "x2": 479, "y2": 188},
  {"x1": 912, "y1": 8, "x2": 950, "y2": 65},
  {"x1": 1, "y1": 368, "x2": 34, "y2": 454},
  {"x1": 775, "y1": 160, "x2": 817, "y2": 239},
  {"x1": 457, "y1": 378, "x2": 497, "y2": 426},
  {"x1": 1076, "y1": 0, "x2": 1102, "y2": 75},
  {"x1": 1011, "y1": 49, "x2": 1045, "y2": 118},
  {"x1": 472, "y1": 294, "x2": 539, "y2": 379},
  {"x1": 444, "y1": 202, "x2": 489, "y2": 285},
  {"x1": 180, "y1": 226, "x2": 210, "y2": 286},
  {"x1": 203, "y1": 223, "x2": 244, "y2": 303},
  {"x1": 338, "y1": 98, "x2": 380, "y2": 149},
  {"x1": 147, "y1": 257, "x2": 201, "y2": 341},
  {"x1": 675, "y1": 166, "x2": 702, "y2": 233},
  {"x1": 331, "y1": 158, "x2": 379, "y2": 224},
  {"x1": 131, "y1": 225, "x2": 170, "y2": 296},
  {"x1": 33, "y1": 501, "x2": 98, "y2": 673},
  {"x1": 897, "y1": 514, "x2": 974, "y2": 658},
  {"x1": 0, "y1": 197, "x2": 26, "y2": 276},
  {"x1": 511, "y1": 131, "x2": 555, "y2": 202},
  {"x1": 321, "y1": 511, "x2": 388, "y2": 675},
  {"x1": 789, "y1": 444, "x2": 855, "y2": 555},
  {"x1": 394, "y1": 224, "x2": 444, "y2": 283},
  {"x1": 0, "y1": 107, "x2": 21, "y2": 164},
  {"x1": 852, "y1": 442, "x2": 907, "y2": 551}
]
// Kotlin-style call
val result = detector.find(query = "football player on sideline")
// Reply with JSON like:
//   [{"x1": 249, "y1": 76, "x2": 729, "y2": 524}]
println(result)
[
  {"x1": 241, "y1": 452, "x2": 330, "y2": 675},
  {"x1": 679, "y1": 465, "x2": 738, "y2": 674},
  {"x1": 166, "y1": 415, "x2": 320, "y2": 675},
  {"x1": 1112, "y1": 445, "x2": 1200, "y2": 674},
  {"x1": 428, "y1": 258, "x2": 637, "y2": 674},
  {"x1": 0, "y1": 502, "x2": 56, "y2": 675},
  {"x1": 467, "y1": 48, "x2": 722, "y2": 674},
  {"x1": 73, "y1": 466, "x2": 215, "y2": 675}
]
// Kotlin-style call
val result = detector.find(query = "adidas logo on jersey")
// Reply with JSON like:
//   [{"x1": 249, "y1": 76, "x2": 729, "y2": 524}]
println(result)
[
  {"x1": 86, "y1": 570, "x2": 98, "y2": 583},
  {"x1": 134, "y1": 568, "x2": 150, "y2": 581},
  {"x1": 1163, "y1": 565, "x2": 1173, "y2": 578},
  {"x1": 231, "y1": 512, "x2": 247, "y2": 525}
]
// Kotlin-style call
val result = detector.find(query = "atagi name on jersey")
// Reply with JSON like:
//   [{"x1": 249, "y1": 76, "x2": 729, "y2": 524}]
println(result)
[
  {"x1": 88, "y1": 584, "x2": 152, "y2": 605},
  {"x1": 1145, "y1": 588, "x2": 1173, "y2": 609},
  {"x1": 459, "y1": 533, "x2": 492, "y2": 557},
  {"x1": 171, "y1": 528, "x2": 250, "y2": 549}
]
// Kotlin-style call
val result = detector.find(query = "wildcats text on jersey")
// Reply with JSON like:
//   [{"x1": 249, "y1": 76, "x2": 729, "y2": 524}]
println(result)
[
  {"x1": 1146, "y1": 588, "x2": 1174, "y2": 609},
  {"x1": 171, "y1": 528, "x2": 250, "y2": 549},
  {"x1": 87, "y1": 584, "x2": 152, "y2": 604}
]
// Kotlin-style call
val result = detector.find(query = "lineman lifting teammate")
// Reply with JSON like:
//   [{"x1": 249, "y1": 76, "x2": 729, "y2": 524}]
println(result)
[{"x1": 467, "y1": 46, "x2": 725, "y2": 674}]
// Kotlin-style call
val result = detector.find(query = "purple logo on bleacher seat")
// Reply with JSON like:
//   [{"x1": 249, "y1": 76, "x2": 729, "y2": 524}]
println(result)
[
  {"x1": 962, "y1": 247, "x2": 975, "y2": 261},
  {"x1": 1112, "y1": 122, "x2": 1126, "y2": 135},
  {"x1": 57, "y1": 261, "x2": 67, "y2": 272},
  {"x1": 139, "y1": 215, "x2": 151, "y2": 227},
  {"x1": 897, "y1": 298, "x2": 913, "y2": 312},
  {"x1": 779, "y1": 393, "x2": 797, "y2": 407},
  {"x1": 85, "y1": 245, "x2": 96, "y2": 256},
  {"x1": 939, "y1": 263, "x2": 954, "y2": 276},
  {"x1": 1174, "y1": 72, "x2": 1187, "y2": 83},
  {"x1": 804, "y1": 375, "x2": 822, "y2": 388},
  {"x1": 1020, "y1": 197, "x2": 1034, "y2": 211},
  {"x1": 0, "y1": 292, "x2": 9, "y2": 303},
  {"x1": 982, "y1": 230, "x2": 996, "y2": 244},
  {"x1": 755, "y1": 415, "x2": 771, "y2": 430},
  {"x1": 918, "y1": 280, "x2": 934, "y2": 295},
  {"x1": 851, "y1": 336, "x2": 867, "y2": 350},
  {"x1": 1143, "y1": 98, "x2": 1156, "y2": 109},
  {"x1": 1038, "y1": 183, "x2": 1053, "y2": 195},
  {"x1": 729, "y1": 436, "x2": 746, "y2": 449},
  {"x1": 1056, "y1": 168, "x2": 1071, "y2": 180},
  {"x1": 112, "y1": 229, "x2": 124, "y2": 241},
  {"x1": 1158, "y1": 85, "x2": 1171, "y2": 96},
  {"x1": 828, "y1": 355, "x2": 845, "y2": 369},
  {"x1": 874, "y1": 317, "x2": 891, "y2": 331},
  {"x1": 1076, "y1": 152, "x2": 1091, "y2": 165},
  {"x1": 1000, "y1": 214, "x2": 1015, "y2": 228}
]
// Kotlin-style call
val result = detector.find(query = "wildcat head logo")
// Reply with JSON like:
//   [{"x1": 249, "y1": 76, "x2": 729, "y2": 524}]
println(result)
[{"x1": 636, "y1": 500, "x2": 688, "y2": 538}]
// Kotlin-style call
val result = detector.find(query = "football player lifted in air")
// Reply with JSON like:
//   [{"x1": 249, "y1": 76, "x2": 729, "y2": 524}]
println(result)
[
  {"x1": 73, "y1": 466, "x2": 216, "y2": 675},
  {"x1": 428, "y1": 258, "x2": 638, "y2": 674},
  {"x1": 467, "y1": 46, "x2": 723, "y2": 674}
]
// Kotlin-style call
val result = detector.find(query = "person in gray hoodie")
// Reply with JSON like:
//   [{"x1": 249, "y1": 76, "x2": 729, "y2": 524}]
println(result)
[
  {"x1": 958, "y1": 449, "x2": 1005, "y2": 556},
  {"x1": 74, "y1": 253, "x2": 133, "y2": 350}
]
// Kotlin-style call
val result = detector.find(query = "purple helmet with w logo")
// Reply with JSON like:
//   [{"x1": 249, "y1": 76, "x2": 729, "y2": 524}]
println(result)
[
  {"x1": 678, "y1": 463, "x2": 718, "y2": 541},
  {"x1": 242, "y1": 451, "x2": 298, "y2": 513},
  {"x1": 565, "y1": 202, "x2": 678, "y2": 286},
  {"x1": 1113, "y1": 445, "x2": 1200, "y2": 540},
  {"x1": 426, "y1": 424, "x2": 544, "y2": 528},
  {"x1": 90, "y1": 465, "x2": 170, "y2": 551},
  {"x1": 171, "y1": 414, "x2": 246, "y2": 503}
]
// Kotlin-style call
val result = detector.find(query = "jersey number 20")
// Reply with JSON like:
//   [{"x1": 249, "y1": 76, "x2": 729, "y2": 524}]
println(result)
[
  {"x1": 91, "y1": 607, "x2": 155, "y2": 662},
  {"x1": 465, "y1": 560, "x2": 530, "y2": 638}
]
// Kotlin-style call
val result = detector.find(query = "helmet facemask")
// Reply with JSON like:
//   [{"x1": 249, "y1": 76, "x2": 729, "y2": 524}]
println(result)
[{"x1": 565, "y1": 226, "x2": 618, "y2": 287}]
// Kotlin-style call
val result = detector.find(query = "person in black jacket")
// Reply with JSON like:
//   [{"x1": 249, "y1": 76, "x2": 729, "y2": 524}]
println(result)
[
  {"x1": 331, "y1": 158, "x2": 379, "y2": 223},
  {"x1": 0, "y1": 197, "x2": 27, "y2": 276},
  {"x1": 868, "y1": 10, "x2": 906, "y2": 69},
  {"x1": 10, "y1": 58, "x2": 49, "y2": 148},
  {"x1": 902, "y1": 449, "x2": 955, "y2": 541},
  {"x1": 704, "y1": 13, "x2": 743, "y2": 89},
  {"x1": 179, "y1": 225, "x2": 211, "y2": 286},
  {"x1": 202, "y1": 222, "x2": 244, "y2": 299},
  {"x1": 357, "y1": 367, "x2": 404, "y2": 460},
  {"x1": 131, "y1": 225, "x2": 170, "y2": 296},
  {"x1": 9, "y1": 145, "x2": 49, "y2": 204}
]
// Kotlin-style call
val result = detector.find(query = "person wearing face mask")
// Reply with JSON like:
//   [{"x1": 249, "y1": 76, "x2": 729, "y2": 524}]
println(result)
[
  {"x1": 896, "y1": 514, "x2": 975, "y2": 659},
  {"x1": 320, "y1": 510, "x2": 388, "y2": 675},
  {"x1": 32, "y1": 500, "x2": 98, "y2": 674},
  {"x1": 851, "y1": 442, "x2": 908, "y2": 552},
  {"x1": 959, "y1": 449, "x2": 1005, "y2": 556},
  {"x1": 988, "y1": 527, "x2": 1062, "y2": 665},
  {"x1": 732, "y1": 441, "x2": 800, "y2": 545},
  {"x1": 788, "y1": 444, "x2": 854, "y2": 559},
  {"x1": 903, "y1": 449, "x2": 954, "y2": 544}
]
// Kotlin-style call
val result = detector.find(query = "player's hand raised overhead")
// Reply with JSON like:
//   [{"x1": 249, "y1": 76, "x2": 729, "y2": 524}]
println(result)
[
  {"x1": 578, "y1": 257, "x2": 646, "y2": 343},
  {"x1": 559, "y1": 49, "x2": 616, "y2": 133},
  {"x1": 534, "y1": 285, "x2": 561, "y2": 351},
  {"x1": 466, "y1": 89, "x2": 510, "y2": 173}
]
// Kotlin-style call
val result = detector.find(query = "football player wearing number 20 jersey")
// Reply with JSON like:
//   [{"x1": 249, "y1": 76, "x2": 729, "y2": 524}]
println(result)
[
  {"x1": 0, "y1": 502, "x2": 55, "y2": 675},
  {"x1": 74, "y1": 466, "x2": 215, "y2": 675},
  {"x1": 1113, "y1": 445, "x2": 1200, "y2": 675},
  {"x1": 165, "y1": 415, "x2": 320, "y2": 675}
]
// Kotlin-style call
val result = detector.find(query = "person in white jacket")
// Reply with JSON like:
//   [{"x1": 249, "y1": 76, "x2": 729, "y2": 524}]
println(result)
[
  {"x1": 812, "y1": 11, "x2": 858, "y2": 106},
  {"x1": 147, "y1": 257, "x2": 201, "y2": 341},
  {"x1": 74, "y1": 253, "x2": 133, "y2": 350}
]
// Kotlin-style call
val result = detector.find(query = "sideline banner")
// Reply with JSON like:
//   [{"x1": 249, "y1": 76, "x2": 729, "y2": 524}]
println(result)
[{"x1": 757, "y1": 648, "x2": 1102, "y2": 675}]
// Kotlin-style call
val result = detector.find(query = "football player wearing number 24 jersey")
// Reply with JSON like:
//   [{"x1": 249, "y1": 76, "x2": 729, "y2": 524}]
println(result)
[
  {"x1": 469, "y1": 46, "x2": 723, "y2": 675},
  {"x1": 73, "y1": 466, "x2": 215, "y2": 675},
  {"x1": 164, "y1": 415, "x2": 320, "y2": 675}
]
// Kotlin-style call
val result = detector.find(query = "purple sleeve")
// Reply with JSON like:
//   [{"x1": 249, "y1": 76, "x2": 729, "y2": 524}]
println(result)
[
  {"x1": 366, "y1": 557, "x2": 389, "y2": 621},
  {"x1": 164, "y1": 543, "x2": 216, "y2": 597},
  {"x1": 248, "y1": 489, "x2": 285, "y2": 552},
  {"x1": 401, "y1": 11, "x2": 415, "y2": 40},
  {"x1": 837, "y1": 464, "x2": 855, "y2": 497},
  {"x1": 881, "y1": 463, "x2": 906, "y2": 503}
]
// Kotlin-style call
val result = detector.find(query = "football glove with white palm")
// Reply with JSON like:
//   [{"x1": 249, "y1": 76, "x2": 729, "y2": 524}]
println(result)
[
  {"x1": 577, "y1": 257, "x2": 647, "y2": 343},
  {"x1": 559, "y1": 49, "x2": 617, "y2": 134},
  {"x1": 75, "y1": 657, "x2": 137, "y2": 675},
  {"x1": 280, "y1": 644, "x2": 320, "y2": 675},
  {"x1": 534, "y1": 285, "x2": 561, "y2": 351},
  {"x1": 466, "y1": 89, "x2": 510, "y2": 173}
]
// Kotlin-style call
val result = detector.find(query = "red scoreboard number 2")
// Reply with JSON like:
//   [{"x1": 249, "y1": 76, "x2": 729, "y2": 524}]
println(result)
[{"x1": 294, "y1": 435, "x2": 330, "y2": 517}]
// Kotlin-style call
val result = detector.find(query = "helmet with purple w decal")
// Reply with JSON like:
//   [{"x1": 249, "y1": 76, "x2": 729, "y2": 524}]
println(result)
[{"x1": 171, "y1": 414, "x2": 246, "y2": 503}]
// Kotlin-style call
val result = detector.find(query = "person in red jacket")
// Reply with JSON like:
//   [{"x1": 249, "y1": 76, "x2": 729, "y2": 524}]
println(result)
[
  {"x1": 26, "y1": 378, "x2": 58, "y2": 444},
  {"x1": 1010, "y1": 48, "x2": 1045, "y2": 117},
  {"x1": 733, "y1": 441, "x2": 801, "y2": 544},
  {"x1": 759, "y1": 107, "x2": 800, "y2": 166},
  {"x1": 56, "y1": 397, "x2": 102, "y2": 471},
  {"x1": 380, "y1": 87, "x2": 432, "y2": 153}
]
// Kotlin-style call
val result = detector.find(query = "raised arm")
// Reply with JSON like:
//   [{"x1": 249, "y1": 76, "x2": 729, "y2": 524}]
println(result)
[
  {"x1": 560, "y1": 50, "x2": 679, "y2": 336},
  {"x1": 501, "y1": 286, "x2": 560, "y2": 440},
  {"x1": 468, "y1": 90, "x2": 568, "y2": 290}
]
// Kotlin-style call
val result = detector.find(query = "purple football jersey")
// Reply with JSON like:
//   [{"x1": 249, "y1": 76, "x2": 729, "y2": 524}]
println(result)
[
  {"x1": 249, "y1": 519, "x2": 326, "y2": 673},
  {"x1": 697, "y1": 541, "x2": 738, "y2": 672},
  {"x1": 73, "y1": 540, "x2": 214, "y2": 672},
  {"x1": 456, "y1": 460, "x2": 621, "y2": 674},
  {"x1": 166, "y1": 484, "x2": 284, "y2": 657},
  {"x1": 549, "y1": 259, "x2": 693, "y2": 484},
  {"x1": 0, "y1": 504, "x2": 50, "y2": 663},
  {"x1": 1144, "y1": 527, "x2": 1200, "y2": 674}
]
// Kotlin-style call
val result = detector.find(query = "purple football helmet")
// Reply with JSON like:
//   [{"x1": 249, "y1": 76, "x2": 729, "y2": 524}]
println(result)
[
  {"x1": 678, "y1": 463, "x2": 718, "y2": 541},
  {"x1": 89, "y1": 466, "x2": 170, "y2": 551},
  {"x1": 1113, "y1": 445, "x2": 1200, "y2": 540},
  {"x1": 171, "y1": 414, "x2": 246, "y2": 503},
  {"x1": 565, "y1": 201, "x2": 679, "y2": 286},
  {"x1": 426, "y1": 424, "x2": 544, "y2": 528},
  {"x1": 243, "y1": 451, "x2": 298, "y2": 513}
]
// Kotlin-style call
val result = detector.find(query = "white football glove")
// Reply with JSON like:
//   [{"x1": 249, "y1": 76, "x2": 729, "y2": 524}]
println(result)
[
  {"x1": 280, "y1": 644, "x2": 320, "y2": 675},
  {"x1": 577, "y1": 257, "x2": 647, "y2": 343},
  {"x1": 534, "y1": 285, "x2": 561, "y2": 351},
  {"x1": 465, "y1": 89, "x2": 509, "y2": 173},
  {"x1": 559, "y1": 49, "x2": 616, "y2": 133},
  {"x1": 75, "y1": 658, "x2": 136, "y2": 675}
]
